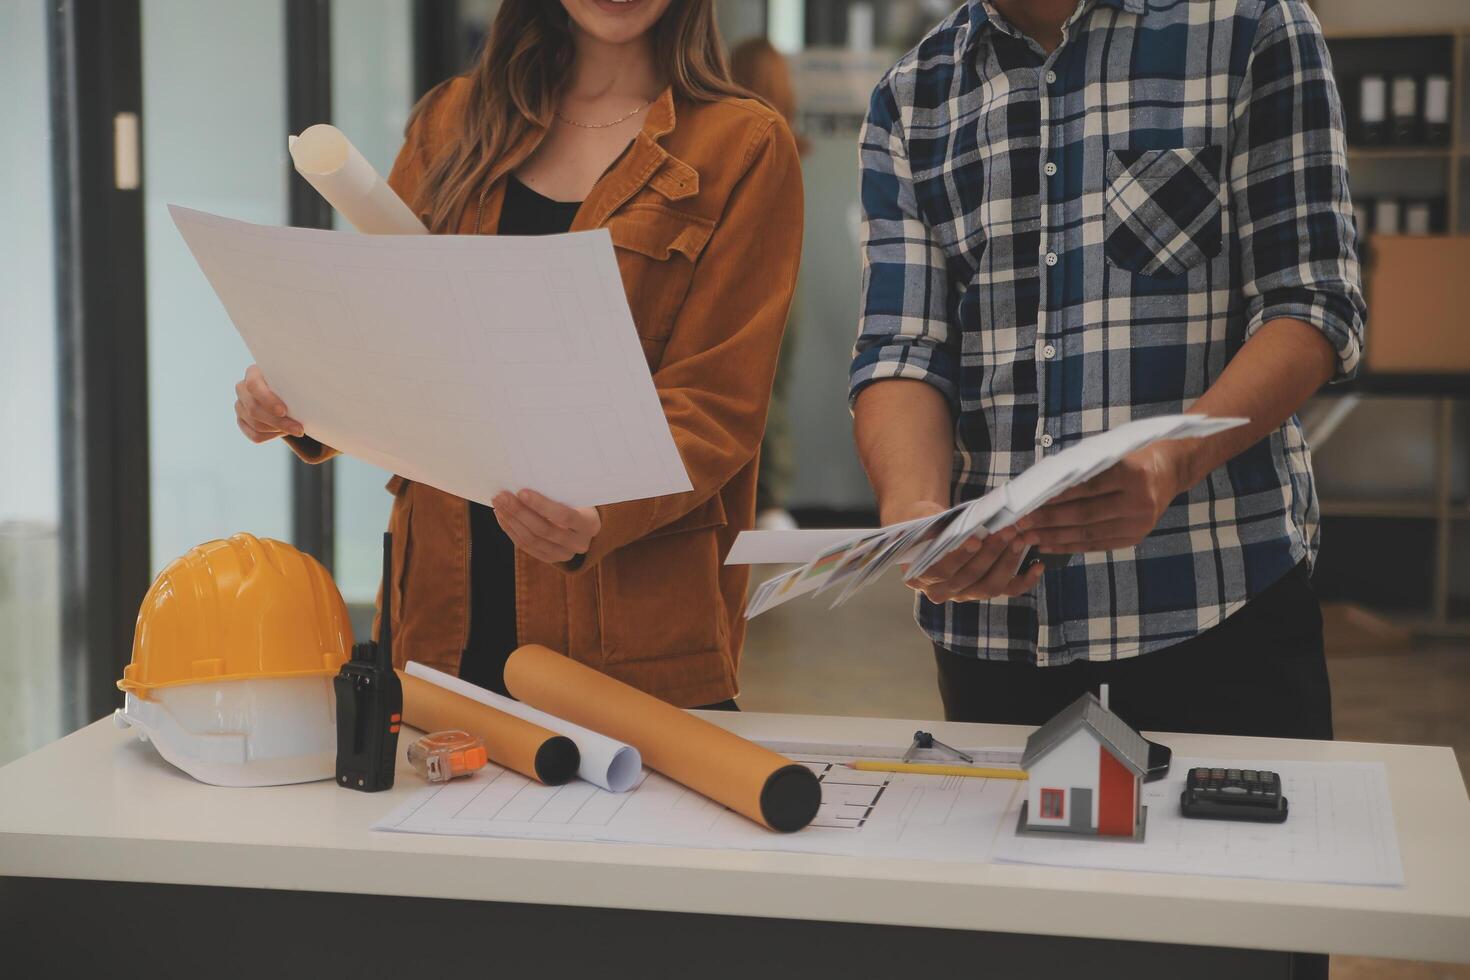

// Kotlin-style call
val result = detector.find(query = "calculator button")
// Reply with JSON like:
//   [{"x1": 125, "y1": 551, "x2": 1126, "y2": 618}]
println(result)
[
  {"x1": 1211, "y1": 769, "x2": 1225, "y2": 779},
  {"x1": 1243, "y1": 770, "x2": 1258, "y2": 781}
]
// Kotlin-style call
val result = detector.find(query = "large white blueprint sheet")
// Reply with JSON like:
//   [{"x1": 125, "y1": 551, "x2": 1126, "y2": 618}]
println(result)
[
  {"x1": 170, "y1": 206, "x2": 691, "y2": 508},
  {"x1": 993, "y1": 758, "x2": 1404, "y2": 887},
  {"x1": 375, "y1": 742, "x2": 1017, "y2": 863}
]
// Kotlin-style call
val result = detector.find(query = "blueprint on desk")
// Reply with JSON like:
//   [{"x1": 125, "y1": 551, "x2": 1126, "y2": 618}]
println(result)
[
  {"x1": 375, "y1": 741, "x2": 1019, "y2": 862},
  {"x1": 992, "y1": 758, "x2": 1404, "y2": 887}
]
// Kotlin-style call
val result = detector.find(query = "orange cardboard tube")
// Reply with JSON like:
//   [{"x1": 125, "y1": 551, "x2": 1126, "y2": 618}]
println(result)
[
  {"x1": 399, "y1": 671, "x2": 579, "y2": 785},
  {"x1": 503, "y1": 645, "x2": 821, "y2": 832}
]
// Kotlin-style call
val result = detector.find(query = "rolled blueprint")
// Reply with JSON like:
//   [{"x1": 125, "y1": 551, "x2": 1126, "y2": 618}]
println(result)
[
  {"x1": 503, "y1": 644, "x2": 822, "y2": 832},
  {"x1": 406, "y1": 662, "x2": 643, "y2": 793},
  {"x1": 287, "y1": 124, "x2": 427, "y2": 235},
  {"x1": 400, "y1": 672, "x2": 579, "y2": 786}
]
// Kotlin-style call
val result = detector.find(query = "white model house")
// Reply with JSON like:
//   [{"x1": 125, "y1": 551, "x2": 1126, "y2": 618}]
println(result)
[{"x1": 1019, "y1": 691, "x2": 1151, "y2": 839}]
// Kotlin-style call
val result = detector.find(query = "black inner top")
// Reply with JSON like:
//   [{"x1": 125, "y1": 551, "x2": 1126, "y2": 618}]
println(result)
[{"x1": 457, "y1": 175, "x2": 582, "y2": 696}]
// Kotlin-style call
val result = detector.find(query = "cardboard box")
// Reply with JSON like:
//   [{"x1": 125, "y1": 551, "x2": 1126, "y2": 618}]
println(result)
[{"x1": 1363, "y1": 235, "x2": 1470, "y2": 374}]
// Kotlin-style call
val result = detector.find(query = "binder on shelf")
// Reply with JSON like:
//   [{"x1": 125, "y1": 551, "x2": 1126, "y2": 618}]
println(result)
[
  {"x1": 1404, "y1": 200, "x2": 1433, "y2": 236},
  {"x1": 1358, "y1": 74, "x2": 1388, "y2": 146},
  {"x1": 1424, "y1": 74, "x2": 1451, "y2": 146},
  {"x1": 1374, "y1": 199, "x2": 1402, "y2": 237},
  {"x1": 1390, "y1": 75, "x2": 1419, "y2": 145}
]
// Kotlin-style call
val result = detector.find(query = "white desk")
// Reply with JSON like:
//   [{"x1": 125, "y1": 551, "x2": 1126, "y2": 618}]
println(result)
[{"x1": 2, "y1": 712, "x2": 1467, "y2": 979}]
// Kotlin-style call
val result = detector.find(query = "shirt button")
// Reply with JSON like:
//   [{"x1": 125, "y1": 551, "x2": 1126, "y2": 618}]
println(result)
[
  {"x1": 1045, "y1": 70, "x2": 1058, "y2": 84},
  {"x1": 1040, "y1": 433, "x2": 1054, "y2": 448},
  {"x1": 1045, "y1": 251, "x2": 1058, "y2": 266},
  {"x1": 1043, "y1": 344, "x2": 1057, "y2": 359},
  {"x1": 1044, "y1": 162, "x2": 1057, "y2": 176}
]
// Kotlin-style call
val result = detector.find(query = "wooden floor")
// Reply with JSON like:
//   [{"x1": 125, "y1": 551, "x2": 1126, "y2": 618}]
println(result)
[{"x1": 738, "y1": 571, "x2": 1470, "y2": 979}]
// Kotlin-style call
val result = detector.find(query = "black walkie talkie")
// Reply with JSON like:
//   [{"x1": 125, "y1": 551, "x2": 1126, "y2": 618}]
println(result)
[{"x1": 334, "y1": 532, "x2": 403, "y2": 792}]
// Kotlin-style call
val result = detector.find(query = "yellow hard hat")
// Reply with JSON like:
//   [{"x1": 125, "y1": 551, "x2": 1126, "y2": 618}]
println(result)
[{"x1": 119, "y1": 533, "x2": 352, "y2": 700}]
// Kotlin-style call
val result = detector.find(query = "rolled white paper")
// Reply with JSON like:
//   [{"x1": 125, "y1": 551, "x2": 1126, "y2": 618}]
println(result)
[
  {"x1": 288, "y1": 124, "x2": 427, "y2": 235},
  {"x1": 405, "y1": 662, "x2": 643, "y2": 793}
]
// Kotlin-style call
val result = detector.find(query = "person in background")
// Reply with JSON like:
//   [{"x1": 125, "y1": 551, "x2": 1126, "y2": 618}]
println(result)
[
  {"x1": 233, "y1": 0, "x2": 803, "y2": 710},
  {"x1": 730, "y1": 36, "x2": 807, "y2": 532},
  {"x1": 852, "y1": 0, "x2": 1362, "y2": 784}
]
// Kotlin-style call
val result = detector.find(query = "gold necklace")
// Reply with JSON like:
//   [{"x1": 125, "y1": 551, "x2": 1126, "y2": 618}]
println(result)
[{"x1": 555, "y1": 99, "x2": 650, "y2": 130}]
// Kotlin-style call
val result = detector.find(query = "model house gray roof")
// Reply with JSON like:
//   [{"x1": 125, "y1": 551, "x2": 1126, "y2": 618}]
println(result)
[{"x1": 1020, "y1": 692, "x2": 1151, "y2": 776}]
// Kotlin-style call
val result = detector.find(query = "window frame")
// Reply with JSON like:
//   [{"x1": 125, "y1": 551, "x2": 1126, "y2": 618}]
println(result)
[
  {"x1": 50, "y1": 0, "x2": 151, "y2": 728},
  {"x1": 1040, "y1": 787, "x2": 1065, "y2": 820}
]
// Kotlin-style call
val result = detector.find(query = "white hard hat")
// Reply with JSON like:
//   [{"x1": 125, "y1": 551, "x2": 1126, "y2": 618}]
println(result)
[
  {"x1": 115, "y1": 676, "x2": 339, "y2": 786},
  {"x1": 114, "y1": 534, "x2": 353, "y2": 787}
]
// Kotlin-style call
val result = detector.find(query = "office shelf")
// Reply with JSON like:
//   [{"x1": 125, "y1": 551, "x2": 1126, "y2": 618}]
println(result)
[{"x1": 1346, "y1": 146, "x2": 1455, "y2": 160}]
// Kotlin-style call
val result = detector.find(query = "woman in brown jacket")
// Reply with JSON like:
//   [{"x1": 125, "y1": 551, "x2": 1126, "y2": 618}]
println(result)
[{"x1": 233, "y1": 0, "x2": 802, "y2": 708}]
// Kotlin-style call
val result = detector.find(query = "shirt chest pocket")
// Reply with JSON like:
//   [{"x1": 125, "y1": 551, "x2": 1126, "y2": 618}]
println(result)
[
  {"x1": 607, "y1": 204, "x2": 713, "y2": 360},
  {"x1": 1103, "y1": 144, "x2": 1223, "y2": 277}
]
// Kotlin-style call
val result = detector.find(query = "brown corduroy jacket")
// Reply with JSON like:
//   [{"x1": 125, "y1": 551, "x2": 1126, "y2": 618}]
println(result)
[{"x1": 287, "y1": 79, "x2": 803, "y2": 707}]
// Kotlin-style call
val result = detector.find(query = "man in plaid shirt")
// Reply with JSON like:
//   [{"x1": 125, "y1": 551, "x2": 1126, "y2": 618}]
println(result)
[{"x1": 851, "y1": 0, "x2": 1364, "y2": 747}]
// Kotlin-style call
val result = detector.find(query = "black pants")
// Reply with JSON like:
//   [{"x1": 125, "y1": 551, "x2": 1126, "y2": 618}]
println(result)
[
  {"x1": 934, "y1": 562, "x2": 1332, "y2": 740},
  {"x1": 698, "y1": 699, "x2": 739, "y2": 712},
  {"x1": 936, "y1": 562, "x2": 1330, "y2": 980}
]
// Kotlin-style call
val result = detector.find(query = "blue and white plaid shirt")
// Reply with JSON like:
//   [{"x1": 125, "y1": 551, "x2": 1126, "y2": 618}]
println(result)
[{"x1": 851, "y1": 0, "x2": 1365, "y2": 665}]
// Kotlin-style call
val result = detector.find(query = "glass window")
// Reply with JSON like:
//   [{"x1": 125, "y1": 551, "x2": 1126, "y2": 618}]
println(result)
[
  {"x1": 0, "y1": 1, "x2": 63, "y2": 766},
  {"x1": 768, "y1": 0, "x2": 805, "y2": 52},
  {"x1": 331, "y1": 0, "x2": 415, "y2": 615},
  {"x1": 142, "y1": 0, "x2": 292, "y2": 572},
  {"x1": 1040, "y1": 788, "x2": 1065, "y2": 819}
]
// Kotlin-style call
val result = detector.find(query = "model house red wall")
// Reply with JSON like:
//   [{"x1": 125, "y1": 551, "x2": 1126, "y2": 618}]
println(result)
[{"x1": 1097, "y1": 745, "x2": 1136, "y2": 836}]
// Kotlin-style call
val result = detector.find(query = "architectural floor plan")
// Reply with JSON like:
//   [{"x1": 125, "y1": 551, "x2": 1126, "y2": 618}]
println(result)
[
  {"x1": 993, "y1": 758, "x2": 1404, "y2": 886},
  {"x1": 376, "y1": 744, "x2": 1018, "y2": 863}
]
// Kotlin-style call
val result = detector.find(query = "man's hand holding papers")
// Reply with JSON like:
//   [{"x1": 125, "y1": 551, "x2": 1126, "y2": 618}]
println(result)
[
  {"x1": 733, "y1": 414, "x2": 1249, "y2": 619},
  {"x1": 1015, "y1": 442, "x2": 1192, "y2": 554},
  {"x1": 899, "y1": 509, "x2": 1043, "y2": 604}
]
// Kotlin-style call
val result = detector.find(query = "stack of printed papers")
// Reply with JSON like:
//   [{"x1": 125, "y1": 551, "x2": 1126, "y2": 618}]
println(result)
[{"x1": 730, "y1": 414, "x2": 1246, "y2": 618}]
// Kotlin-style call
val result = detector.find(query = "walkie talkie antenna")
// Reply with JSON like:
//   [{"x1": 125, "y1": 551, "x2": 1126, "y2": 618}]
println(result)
[
  {"x1": 334, "y1": 530, "x2": 403, "y2": 792},
  {"x1": 377, "y1": 532, "x2": 393, "y2": 669}
]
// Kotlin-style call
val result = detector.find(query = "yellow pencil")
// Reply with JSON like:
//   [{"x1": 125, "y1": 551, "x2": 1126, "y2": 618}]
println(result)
[{"x1": 846, "y1": 760, "x2": 1028, "y2": 779}]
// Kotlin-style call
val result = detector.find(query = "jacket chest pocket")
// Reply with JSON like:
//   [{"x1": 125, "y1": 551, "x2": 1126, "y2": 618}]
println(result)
[
  {"x1": 607, "y1": 204, "x2": 713, "y2": 361},
  {"x1": 1103, "y1": 144, "x2": 1223, "y2": 277}
]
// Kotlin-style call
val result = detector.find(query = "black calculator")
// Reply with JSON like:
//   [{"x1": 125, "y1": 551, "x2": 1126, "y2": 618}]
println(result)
[{"x1": 1179, "y1": 767, "x2": 1289, "y2": 823}]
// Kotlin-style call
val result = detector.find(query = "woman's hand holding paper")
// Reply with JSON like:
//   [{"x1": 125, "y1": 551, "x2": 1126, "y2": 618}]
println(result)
[
  {"x1": 493, "y1": 488, "x2": 602, "y2": 564},
  {"x1": 234, "y1": 364, "x2": 304, "y2": 443}
]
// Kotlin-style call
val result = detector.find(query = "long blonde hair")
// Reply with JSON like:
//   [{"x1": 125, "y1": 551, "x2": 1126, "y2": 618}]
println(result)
[{"x1": 409, "y1": 0, "x2": 747, "y2": 232}]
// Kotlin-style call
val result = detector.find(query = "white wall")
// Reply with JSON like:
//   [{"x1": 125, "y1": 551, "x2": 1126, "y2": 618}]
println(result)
[
  {"x1": 331, "y1": 0, "x2": 416, "y2": 606},
  {"x1": 1026, "y1": 729, "x2": 1101, "y2": 829},
  {"x1": 143, "y1": 0, "x2": 293, "y2": 571},
  {"x1": 0, "y1": 2, "x2": 59, "y2": 525},
  {"x1": 719, "y1": 0, "x2": 768, "y2": 47},
  {"x1": 0, "y1": 0, "x2": 64, "y2": 768},
  {"x1": 789, "y1": 133, "x2": 876, "y2": 511}
]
